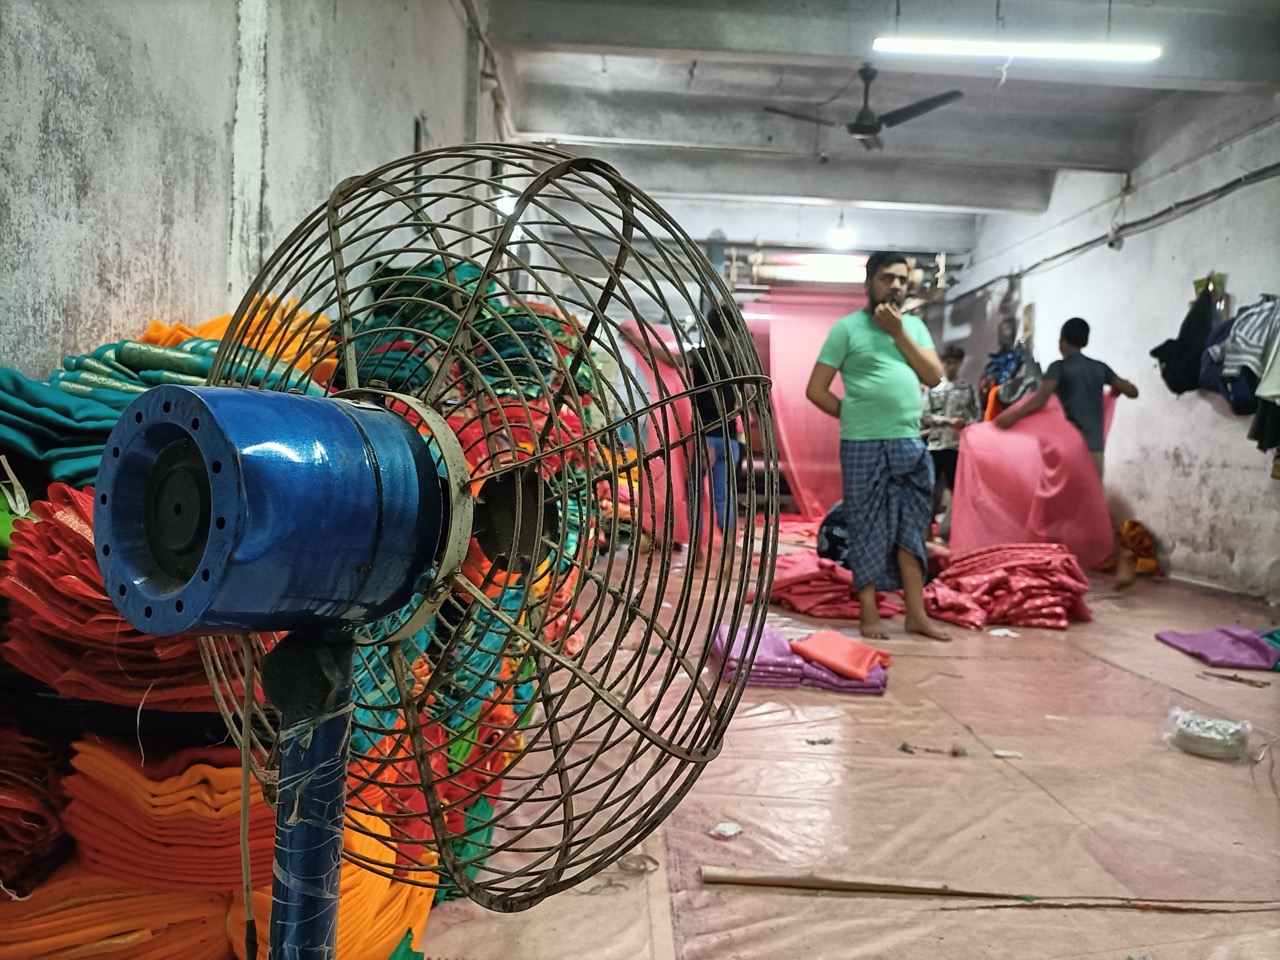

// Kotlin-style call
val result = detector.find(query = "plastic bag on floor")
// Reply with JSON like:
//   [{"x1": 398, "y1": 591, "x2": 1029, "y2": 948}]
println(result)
[{"x1": 1162, "y1": 707, "x2": 1251, "y2": 762}]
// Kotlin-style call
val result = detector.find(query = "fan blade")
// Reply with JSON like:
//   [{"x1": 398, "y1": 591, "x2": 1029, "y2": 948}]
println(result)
[
  {"x1": 879, "y1": 90, "x2": 963, "y2": 128},
  {"x1": 859, "y1": 135, "x2": 884, "y2": 152},
  {"x1": 763, "y1": 105, "x2": 840, "y2": 128}
]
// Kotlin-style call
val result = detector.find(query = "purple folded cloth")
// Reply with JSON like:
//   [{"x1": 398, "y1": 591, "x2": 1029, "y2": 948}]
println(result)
[
  {"x1": 714, "y1": 624, "x2": 887, "y2": 693},
  {"x1": 1155, "y1": 626, "x2": 1280, "y2": 671},
  {"x1": 802, "y1": 661, "x2": 887, "y2": 694}
]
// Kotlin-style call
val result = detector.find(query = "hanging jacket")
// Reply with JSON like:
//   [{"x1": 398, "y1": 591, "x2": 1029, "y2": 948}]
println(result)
[
  {"x1": 1151, "y1": 287, "x2": 1217, "y2": 395},
  {"x1": 1199, "y1": 317, "x2": 1235, "y2": 396},
  {"x1": 1210, "y1": 294, "x2": 1280, "y2": 381}
]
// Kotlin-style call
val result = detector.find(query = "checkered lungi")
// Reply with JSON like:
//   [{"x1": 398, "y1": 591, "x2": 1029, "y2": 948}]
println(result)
[{"x1": 840, "y1": 438, "x2": 934, "y2": 591}]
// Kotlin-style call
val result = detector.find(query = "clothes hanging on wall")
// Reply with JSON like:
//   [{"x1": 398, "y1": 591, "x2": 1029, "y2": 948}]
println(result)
[
  {"x1": 1150, "y1": 286, "x2": 1218, "y2": 395},
  {"x1": 1210, "y1": 294, "x2": 1280, "y2": 383}
]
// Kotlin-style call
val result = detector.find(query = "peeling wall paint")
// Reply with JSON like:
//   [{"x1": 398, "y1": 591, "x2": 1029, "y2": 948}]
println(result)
[
  {"x1": 947, "y1": 94, "x2": 1280, "y2": 602},
  {"x1": 0, "y1": 0, "x2": 237, "y2": 379},
  {"x1": 1, "y1": 0, "x2": 480, "y2": 380},
  {"x1": 228, "y1": 0, "x2": 269, "y2": 301}
]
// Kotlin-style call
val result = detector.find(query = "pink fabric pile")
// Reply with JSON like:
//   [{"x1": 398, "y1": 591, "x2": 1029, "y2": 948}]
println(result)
[
  {"x1": 925, "y1": 543, "x2": 1092, "y2": 630},
  {"x1": 753, "y1": 551, "x2": 906, "y2": 621}
]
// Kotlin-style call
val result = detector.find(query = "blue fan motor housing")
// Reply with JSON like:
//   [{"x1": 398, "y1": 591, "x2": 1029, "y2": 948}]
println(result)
[{"x1": 94, "y1": 384, "x2": 445, "y2": 635}]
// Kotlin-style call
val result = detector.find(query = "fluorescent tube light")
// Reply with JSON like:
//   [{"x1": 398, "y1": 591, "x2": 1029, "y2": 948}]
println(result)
[{"x1": 872, "y1": 37, "x2": 1161, "y2": 61}]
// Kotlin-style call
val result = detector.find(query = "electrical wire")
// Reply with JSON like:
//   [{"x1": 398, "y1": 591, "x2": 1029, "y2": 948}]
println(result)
[
  {"x1": 455, "y1": 0, "x2": 517, "y2": 141},
  {"x1": 939, "y1": 157, "x2": 1280, "y2": 311},
  {"x1": 239, "y1": 633, "x2": 259, "y2": 960}
]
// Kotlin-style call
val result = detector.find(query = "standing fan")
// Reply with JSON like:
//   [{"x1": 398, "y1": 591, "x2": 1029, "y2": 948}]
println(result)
[{"x1": 93, "y1": 143, "x2": 778, "y2": 958}]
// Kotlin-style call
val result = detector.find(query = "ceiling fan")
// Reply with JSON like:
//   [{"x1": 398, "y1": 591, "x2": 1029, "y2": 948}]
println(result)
[{"x1": 765, "y1": 63, "x2": 962, "y2": 151}]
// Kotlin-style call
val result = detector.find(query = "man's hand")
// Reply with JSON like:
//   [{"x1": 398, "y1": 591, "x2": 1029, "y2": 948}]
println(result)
[
  {"x1": 949, "y1": 418, "x2": 967, "y2": 430},
  {"x1": 994, "y1": 411, "x2": 1015, "y2": 430},
  {"x1": 873, "y1": 302, "x2": 905, "y2": 338}
]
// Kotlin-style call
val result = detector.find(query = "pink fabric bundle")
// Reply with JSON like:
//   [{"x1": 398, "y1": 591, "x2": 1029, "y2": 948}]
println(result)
[
  {"x1": 753, "y1": 551, "x2": 906, "y2": 621},
  {"x1": 951, "y1": 395, "x2": 1115, "y2": 570},
  {"x1": 925, "y1": 543, "x2": 1092, "y2": 630}
]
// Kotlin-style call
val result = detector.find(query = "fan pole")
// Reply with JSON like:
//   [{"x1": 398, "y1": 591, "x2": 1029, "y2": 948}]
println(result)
[{"x1": 259, "y1": 630, "x2": 357, "y2": 960}]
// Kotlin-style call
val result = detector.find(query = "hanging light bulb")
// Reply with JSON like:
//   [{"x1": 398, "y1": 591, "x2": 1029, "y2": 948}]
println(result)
[{"x1": 826, "y1": 211, "x2": 855, "y2": 251}]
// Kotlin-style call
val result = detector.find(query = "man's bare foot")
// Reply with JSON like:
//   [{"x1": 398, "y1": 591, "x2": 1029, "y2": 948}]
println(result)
[
  {"x1": 860, "y1": 617, "x2": 891, "y2": 641},
  {"x1": 904, "y1": 614, "x2": 953, "y2": 642}
]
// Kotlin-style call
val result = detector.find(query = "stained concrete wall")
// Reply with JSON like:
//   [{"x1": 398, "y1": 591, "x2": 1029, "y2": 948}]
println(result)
[
  {"x1": 944, "y1": 92, "x2": 1280, "y2": 601},
  {"x1": 1, "y1": 0, "x2": 484, "y2": 380}
]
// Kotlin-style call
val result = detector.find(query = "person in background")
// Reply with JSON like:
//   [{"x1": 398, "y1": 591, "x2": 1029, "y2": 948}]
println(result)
[
  {"x1": 805, "y1": 251, "x2": 951, "y2": 641},
  {"x1": 995, "y1": 317, "x2": 1138, "y2": 477},
  {"x1": 688, "y1": 304, "x2": 744, "y2": 566},
  {"x1": 921, "y1": 344, "x2": 980, "y2": 528},
  {"x1": 996, "y1": 316, "x2": 1141, "y2": 586}
]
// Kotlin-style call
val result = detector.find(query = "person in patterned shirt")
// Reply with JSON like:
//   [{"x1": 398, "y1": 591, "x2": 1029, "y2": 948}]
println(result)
[{"x1": 921, "y1": 344, "x2": 980, "y2": 526}]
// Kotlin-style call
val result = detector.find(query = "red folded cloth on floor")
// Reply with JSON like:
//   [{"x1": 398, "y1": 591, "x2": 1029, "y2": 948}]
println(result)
[
  {"x1": 752, "y1": 551, "x2": 906, "y2": 621},
  {"x1": 0, "y1": 483, "x2": 218, "y2": 711},
  {"x1": 924, "y1": 543, "x2": 1092, "y2": 630},
  {"x1": 0, "y1": 726, "x2": 70, "y2": 897},
  {"x1": 789, "y1": 630, "x2": 892, "y2": 680}
]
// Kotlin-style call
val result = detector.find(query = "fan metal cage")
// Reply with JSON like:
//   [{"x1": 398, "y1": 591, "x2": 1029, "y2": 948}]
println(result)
[{"x1": 196, "y1": 143, "x2": 778, "y2": 910}]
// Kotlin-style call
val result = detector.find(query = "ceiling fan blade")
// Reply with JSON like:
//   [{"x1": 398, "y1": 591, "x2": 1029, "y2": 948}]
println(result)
[
  {"x1": 763, "y1": 105, "x2": 840, "y2": 128},
  {"x1": 879, "y1": 90, "x2": 964, "y2": 128}
]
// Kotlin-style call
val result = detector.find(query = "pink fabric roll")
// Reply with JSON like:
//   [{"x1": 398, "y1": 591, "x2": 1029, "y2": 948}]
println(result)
[{"x1": 950, "y1": 394, "x2": 1115, "y2": 570}]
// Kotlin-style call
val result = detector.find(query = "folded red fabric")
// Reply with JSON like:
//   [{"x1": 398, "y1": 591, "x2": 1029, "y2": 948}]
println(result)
[
  {"x1": 924, "y1": 543, "x2": 1092, "y2": 630},
  {"x1": 0, "y1": 483, "x2": 218, "y2": 711},
  {"x1": 755, "y1": 551, "x2": 905, "y2": 621},
  {"x1": 0, "y1": 726, "x2": 69, "y2": 897}
]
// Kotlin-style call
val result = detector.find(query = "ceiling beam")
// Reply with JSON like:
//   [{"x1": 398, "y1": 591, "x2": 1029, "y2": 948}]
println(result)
[
  {"x1": 633, "y1": 198, "x2": 978, "y2": 251},
  {"x1": 555, "y1": 143, "x2": 1055, "y2": 213},
  {"x1": 516, "y1": 84, "x2": 1137, "y2": 171},
  {"x1": 490, "y1": 0, "x2": 1280, "y2": 93}
]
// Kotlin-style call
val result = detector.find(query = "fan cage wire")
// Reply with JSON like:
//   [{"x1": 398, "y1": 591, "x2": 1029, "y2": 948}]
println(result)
[{"x1": 193, "y1": 143, "x2": 779, "y2": 909}]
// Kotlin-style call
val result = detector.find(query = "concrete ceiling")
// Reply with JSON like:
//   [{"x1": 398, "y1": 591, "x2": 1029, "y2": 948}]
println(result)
[{"x1": 487, "y1": 0, "x2": 1280, "y2": 252}]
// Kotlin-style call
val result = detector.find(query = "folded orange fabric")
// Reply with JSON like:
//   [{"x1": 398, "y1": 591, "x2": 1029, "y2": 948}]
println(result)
[
  {"x1": 138, "y1": 297, "x2": 336, "y2": 381},
  {"x1": 0, "y1": 860, "x2": 233, "y2": 960},
  {"x1": 789, "y1": 630, "x2": 892, "y2": 681},
  {"x1": 60, "y1": 738, "x2": 274, "y2": 890}
]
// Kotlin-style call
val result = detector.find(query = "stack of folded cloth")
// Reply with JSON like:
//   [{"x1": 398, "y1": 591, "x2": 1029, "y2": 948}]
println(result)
[
  {"x1": 713, "y1": 626, "x2": 888, "y2": 694},
  {"x1": 229, "y1": 810, "x2": 434, "y2": 960},
  {"x1": 0, "y1": 725, "x2": 71, "y2": 898},
  {"x1": 789, "y1": 629, "x2": 890, "y2": 694},
  {"x1": 59, "y1": 737, "x2": 274, "y2": 891},
  {"x1": 0, "y1": 483, "x2": 217, "y2": 711},
  {"x1": 750, "y1": 551, "x2": 906, "y2": 621},
  {"x1": 924, "y1": 543, "x2": 1092, "y2": 630},
  {"x1": 0, "y1": 860, "x2": 234, "y2": 960},
  {"x1": 713, "y1": 625, "x2": 805, "y2": 687}
]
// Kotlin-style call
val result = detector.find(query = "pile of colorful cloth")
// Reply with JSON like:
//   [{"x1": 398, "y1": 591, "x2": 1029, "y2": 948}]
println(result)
[
  {"x1": 752, "y1": 550, "x2": 906, "y2": 621},
  {"x1": 713, "y1": 625, "x2": 889, "y2": 694},
  {"x1": 0, "y1": 483, "x2": 217, "y2": 710},
  {"x1": 0, "y1": 725, "x2": 70, "y2": 898},
  {"x1": 925, "y1": 543, "x2": 1092, "y2": 630}
]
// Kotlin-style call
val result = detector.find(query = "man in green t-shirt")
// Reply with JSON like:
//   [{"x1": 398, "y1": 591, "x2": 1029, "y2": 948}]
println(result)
[{"x1": 805, "y1": 251, "x2": 951, "y2": 641}]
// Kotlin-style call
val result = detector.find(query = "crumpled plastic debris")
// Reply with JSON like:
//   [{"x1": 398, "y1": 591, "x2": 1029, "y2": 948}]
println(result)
[{"x1": 708, "y1": 821, "x2": 743, "y2": 841}]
